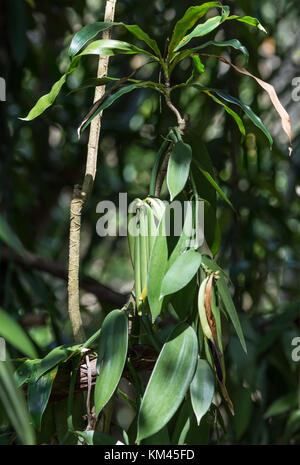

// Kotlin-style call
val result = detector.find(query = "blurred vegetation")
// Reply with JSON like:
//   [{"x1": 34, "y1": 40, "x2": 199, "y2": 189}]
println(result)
[{"x1": 0, "y1": 0, "x2": 300, "y2": 445}]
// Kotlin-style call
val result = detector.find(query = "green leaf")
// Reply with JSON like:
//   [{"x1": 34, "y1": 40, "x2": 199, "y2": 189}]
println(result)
[
  {"x1": 174, "y1": 13, "x2": 227, "y2": 52},
  {"x1": 284, "y1": 410, "x2": 300, "y2": 440},
  {"x1": 216, "y1": 278, "x2": 247, "y2": 353},
  {"x1": 190, "y1": 359, "x2": 215, "y2": 425},
  {"x1": 226, "y1": 15, "x2": 266, "y2": 33},
  {"x1": 0, "y1": 359, "x2": 36, "y2": 444},
  {"x1": 122, "y1": 24, "x2": 161, "y2": 57},
  {"x1": 79, "y1": 83, "x2": 147, "y2": 135},
  {"x1": 95, "y1": 309, "x2": 128, "y2": 416},
  {"x1": 0, "y1": 309, "x2": 38, "y2": 359},
  {"x1": 69, "y1": 76, "x2": 162, "y2": 95},
  {"x1": 28, "y1": 366, "x2": 58, "y2": 430},
  {"x1": 0, "y1": 214, "x2": 25, "y2": 256},
  {"x1": 208, "y1": 88, "x2": 273, "y2": 146},
  {"x1": 203, "y1": 90, "x2": 246, "y2": 136},
  {"x1": 36, "y1": 345, "x2": 80, "y2": 379},
  {"x1": 197, "y1": 166, "x2": 234, "y2": 210},
  {"x1": 137, "y1": 323, "x2": 198, "y2": 442},
  {"x1": 69, "y1": 22, "x2": 115, "y2": 56},
  {"x1": 14, "y1": 359, "x2": 40, "y2": 387},
  {"x1": 167, "y1": 141, "x2": 192, "y2": 201},
  {"x1": 69, "y1": 22, "x2": 161, "y2": 58},
  {"x1": 160, "y1": 249, "x2": 201, "y2": 298},
  {"x1": 147, "y1": 207, "x2": 168, "y2": 322},
  {"x1": 20, "y1": 57, "x2": 80, "y2": 121},
  {"x1": 192, "y1": 39, "x2": 249, "y2": 59},
  {"x1": 192, "y1": 54, "x2": 205, "y2": 73},
  {"x1": 233, "y1": 386, "x2": 253, "y2": 440},
  {"x1": 264, "y1": 391, "x2": 298, "y2": 418},
  {"x1": 168, "y1": 2, "x2": 224, "y2": 54},
  {"x1": 75, "y1": 430, "x2": 123, "y2": 445},
  {"x1": 78, "y1": 39, "x2": 155, "y2": 59}
]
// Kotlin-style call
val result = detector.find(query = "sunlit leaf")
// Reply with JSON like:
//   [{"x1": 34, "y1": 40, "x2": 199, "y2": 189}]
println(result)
[
  {"x1": 78, "y1": 39, "x2": 155, "y2": 59},
  {"x1": 190, "y1": 358, "x2": 215, "y2": 425},
  {"x1": 216, "y1": 278, "x2": 247, "y2": 353},
  {"x1": 69, "y1": 22, "x2": 161, "y2": 58},
  {"x1": 28, "y1": 366, "x2": 58, "y2": 430},
  {"x1": 168, "y1": 2, "x2": 225, "y2": 54},
  {"x1": 147, "y1": 207, "x2": 168, "y2": 322},
  {"x1": 160, "y1": 249, "x2": 201, "y2": 298},
  {"x1": 20, "y1": 57, "x2": 80, "y2": 121},
  {"x1": 226, "y1": 15, "x2": 267, "y2": 33},
  {"x1": 95, "y1": 309, "x2": 128, "y2": 416},
  {"x1": 0, "y1": 359, "x2": 36, "y2": 444},
  {"x1": 0, "y1": 309, "x2": 37, "y2": 359},
  {"x1": 137, "y1": 323, "x2": 198, "y2": 442},
  {"x1": 203, "y1": 90, "x2": 246, "y2": 136},
  {"x1": 167, "y1": 141, "x2": 192, "y2": 201}
]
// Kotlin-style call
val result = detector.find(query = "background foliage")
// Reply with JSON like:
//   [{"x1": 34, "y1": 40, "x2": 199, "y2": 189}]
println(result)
[{"x1": 1, "y1": 0, "x2": 300, "y2": 445}]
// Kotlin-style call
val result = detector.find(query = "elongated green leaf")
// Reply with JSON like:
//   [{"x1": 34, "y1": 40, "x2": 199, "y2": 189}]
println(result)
[
  {"x1": 264, "y1": 391, "x2": 298, "y2": 418},
  {"x1": 190, "y1": 359, "x2": 215, "y2": 425},
  {"x1": 168, "y1": 2, "x2": 224, "y2": 54},
  {"x1": 36, "y1": 345, "x2": 80, "y2": 379},
  {"x1": 123, "y1": 24, "x2": 161, "y2": 57},
  {"x1": 147, "y1": 206, "x2": 168, "y2": 322},
  {"x1": 76, "y1": 430, "x2": 123, "y2": 445},
  {"x1": 0, "y1": 214, "x2": 25, "y2": 256},
  {"x1": 69, "y1": 22, "x2": 161, "y2": 58},
  {"x1": 197, "y1": 166, "x2": 234, "y2": 210},
  {"x1": 284, "y1": 410, "x2": 300, "y2": 440},
  {"x1": 80, "y1": 83, "x2": 146, "y2": 135},
  {"x1": 192, "y1": 39, "x2": 248, "y2": 59},
  {"x1": 69, "y1": 76, "x2": 162, "y2": 95},
  {"x1": 170, "y1": 39, "x2": 248, "y2": 73},
  {"x1": 28, "y1": 366, "x2": 57, "y2": 430},
  {"x1": 78, "y1": 39, "x2": 154, "y2": 58},
  {"x1": 175, "y1": 11, "x2": 229, "y2": 52},
  {"x1": 95, "y1": 309, "x2": 128, "y2": 416},
  {"x1": 14, "y1": 359, "x2": 40, "y2": 387},
  {"x1": 69, "y1": 22, "x2": 114, "y2": 56},
  {"x1": 0, "y1": 359, "x2": 36, "y2": 444},
  {"x1": 161, "y1": 249, "x2": 201, "y2": 298},
  {"x1": 20, "y1": 57, "x2": 80, "y2": 121},
  {"x1": 226, "y1": 15, "x2": 266, "y2": 33},
  {"x1": 137, "y1": 323, "x2": 198, "y2": 442},
  {"x1": 209, "y1": 88, "x2": 272, "y2": 146},
  {"x1": 167, "y1": 141, "x2": 192, "y2": 201},
  {"x1": 203, "y1": 90, "x2": 245, "y2": 136},
  {"x1": 0, "y1": 309, "x2": 37, "y2": 359},
  {"x1": 216, "y1": 278, "x2": 247, "y2": 353},
  {"x1": 22, "y1": 35, "x2": 156, "y2": 122}
]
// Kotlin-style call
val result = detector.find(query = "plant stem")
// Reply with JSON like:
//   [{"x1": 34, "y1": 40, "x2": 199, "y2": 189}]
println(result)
[{"x1": 67, "y1": 0, "x2": 117, "y2": 344}]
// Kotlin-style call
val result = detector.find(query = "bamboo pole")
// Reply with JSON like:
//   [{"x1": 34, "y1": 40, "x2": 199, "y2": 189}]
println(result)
[{"x1": 68, "y1": 0, "x2": 117, "y2": 343}]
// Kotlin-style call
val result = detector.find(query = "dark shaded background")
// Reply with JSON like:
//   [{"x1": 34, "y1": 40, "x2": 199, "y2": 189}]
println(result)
[{"x1": 1, "y1": 0, "x2": 300, "y2": 443}]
